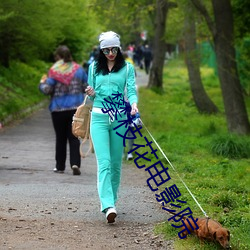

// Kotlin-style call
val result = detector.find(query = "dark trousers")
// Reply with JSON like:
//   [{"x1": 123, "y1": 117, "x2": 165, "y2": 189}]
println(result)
[
  {"x1": 51, "y1": 110, "x2": 80, "y2": 171},
  {"x1": 144, "y1": 59, "x2": 151, "y2": 74}
]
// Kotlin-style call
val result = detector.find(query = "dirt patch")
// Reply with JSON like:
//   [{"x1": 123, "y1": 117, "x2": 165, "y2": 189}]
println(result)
[{"x1": 0, "y1": 215, "x2": 174, "y2": 250}]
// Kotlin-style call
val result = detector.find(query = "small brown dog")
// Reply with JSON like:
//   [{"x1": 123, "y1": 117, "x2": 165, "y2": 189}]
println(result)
[{"x1": 181, "y1": 217, "x2": 231, "y2": 249}]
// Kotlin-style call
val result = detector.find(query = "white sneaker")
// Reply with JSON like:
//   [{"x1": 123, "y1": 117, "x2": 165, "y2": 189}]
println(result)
[
  {"x1": 53, "y1": 168, "x2": 64, "y2": 173},
  {"x1": 127, "y1": 153, "x2": 133, "y2": 160},
  {"x1": 105, "y1": 207, "x2": 117, "y2": 223}
]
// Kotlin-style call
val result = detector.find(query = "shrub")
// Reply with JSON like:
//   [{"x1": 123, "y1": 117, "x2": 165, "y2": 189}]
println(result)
[
  {"x1": 210, "y1": 135, "x2": 250, "y2": 159},
  {"x1": 210, "y1": 192, "x2": 237, "y2": 209}
]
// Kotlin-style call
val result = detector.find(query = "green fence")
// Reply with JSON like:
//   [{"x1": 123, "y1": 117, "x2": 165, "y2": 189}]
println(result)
[
  {"x1": 198, "y1": 41, "x2": 217, "y2": 74},
  {"x1": 198, "y1": 39, "x2": 250, "y2": 95}
]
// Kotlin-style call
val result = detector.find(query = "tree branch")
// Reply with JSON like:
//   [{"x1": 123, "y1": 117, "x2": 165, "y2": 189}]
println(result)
[
  {"x1": 167, "y1": 1, "x2": 178, "y2": 9},
  {"x1": 190, "y1": 0, "x2": 216, "y2": 37}
]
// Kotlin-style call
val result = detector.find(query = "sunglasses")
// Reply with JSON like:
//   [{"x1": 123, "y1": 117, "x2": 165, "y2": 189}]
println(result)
[{"x1": 102, "y1": 47, "x2": 119, "y2": 55}]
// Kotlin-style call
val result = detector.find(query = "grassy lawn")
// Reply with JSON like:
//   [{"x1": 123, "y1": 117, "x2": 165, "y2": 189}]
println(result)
[
  {"x1": 135, "y1": 58, "x2": 250, "y2": 250},
  {"x1": 0, "y1": 60, "x2": 50, "y2": 123}
]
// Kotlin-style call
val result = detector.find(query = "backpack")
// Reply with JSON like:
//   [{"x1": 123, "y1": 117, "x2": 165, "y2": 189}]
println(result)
[{"x1": 72, "y1": 95, "x2": 93, "y2": 158}]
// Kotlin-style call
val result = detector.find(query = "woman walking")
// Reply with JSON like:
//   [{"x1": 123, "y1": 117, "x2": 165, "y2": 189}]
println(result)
[
  {"x1": 85, "y1": 31, "x2": 138, "y2": 223},
  {"x1": 39, "y1": 45, "x2": 88, "y2": 175}
]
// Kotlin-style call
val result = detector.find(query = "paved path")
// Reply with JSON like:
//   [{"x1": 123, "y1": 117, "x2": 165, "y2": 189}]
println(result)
[
  {"x1": 135, "y1": 68, "x2": 149, "y2": 88},
  {"x1": 0, "y1": 71, "x2": 173, "y2": 249}
]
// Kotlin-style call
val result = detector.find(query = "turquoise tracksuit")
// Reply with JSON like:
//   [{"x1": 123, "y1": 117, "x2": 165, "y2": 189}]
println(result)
[{"x1": 88, "y1": 62, "x2": 137, "y2": 212}]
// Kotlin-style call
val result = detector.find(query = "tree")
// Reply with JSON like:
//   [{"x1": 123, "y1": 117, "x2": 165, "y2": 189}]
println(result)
[
  {"x1": 0, "y1": 0, "x2": 98, "y2": 66},
  {"x1": 148, "y1": 0, "x2": 177, "y2": 89},
  {"x1": 184, "y1": 1, "x2": 218, "y2": 114},
  {"x1": 91, "y1": 0, "x2": 155, "y2": 48},
  {"x1": 191, "y1": 0, "x2": 250, "y2": 134},
  {"x1": 232, "y1": 0, "x2": 250, "y2": 40},
  {"x1": 0, "y1": 0, "x2": 59, "y2": 66}
]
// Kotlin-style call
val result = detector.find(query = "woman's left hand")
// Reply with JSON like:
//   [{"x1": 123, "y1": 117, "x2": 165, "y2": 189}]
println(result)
[
  {"x1": 85, "y1": 86, "x2": 96, "y2": 97},
  {"x1": 131, "y1": 103, "x2": 138, "y2": 115}
]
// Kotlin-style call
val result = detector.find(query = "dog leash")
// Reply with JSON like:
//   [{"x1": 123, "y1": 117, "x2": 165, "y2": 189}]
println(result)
[{"x1": 139, "y1": 118, "x2": 209, "y2": 218}]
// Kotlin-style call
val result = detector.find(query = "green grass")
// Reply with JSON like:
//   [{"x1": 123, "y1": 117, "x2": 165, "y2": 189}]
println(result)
[
  {"x1": 0, "y1": 60, "x2": 50, "y2": 123},
  {"x1": 135, "y1": 58, "x2": 250, "y2": 249}
]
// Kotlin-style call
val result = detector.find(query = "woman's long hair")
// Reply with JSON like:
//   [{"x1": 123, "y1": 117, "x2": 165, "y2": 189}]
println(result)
[{"x1": 95, "y1": 48, "x2": 126, "y2": 75}]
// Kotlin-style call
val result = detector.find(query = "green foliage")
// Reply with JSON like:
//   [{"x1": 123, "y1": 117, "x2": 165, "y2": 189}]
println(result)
[
  {"x1": 232, "y1": 0, "x2": 250, "y2": 39},
  {"x1": 0, "y1": 0, "x2": 100, "y2": 66},
  {"x1": 236, "y1": 37, "x2": 250, "y2": 95},
  {"x1": 210, "y1": 191, "x2": 238, "y2": 210},
  {"x1": 0, "y1": 60, "x2": 49, "y2": 122},
  {"x1": 92, "y1": 0, "x2": 156, "y2": 46},
  {"x1": 165, "y1": 2, "x2": 184, "y2": 44},
  {"x1": 201, "y1": 121, "x2": 217, "y2": 136},
  {"x1": 210, "y1": 134, "x2": 250, "y2": 159},
  {"x1": 137, "y1": 58, "x2": 250, "y2": 249}
]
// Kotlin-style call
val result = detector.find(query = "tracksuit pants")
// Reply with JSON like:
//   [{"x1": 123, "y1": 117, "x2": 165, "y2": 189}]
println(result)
[{"x1": 90, "y1": 111, "x2": 127, "y2": 212}]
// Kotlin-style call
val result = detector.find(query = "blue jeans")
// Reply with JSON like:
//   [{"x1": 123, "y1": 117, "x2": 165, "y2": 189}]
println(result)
[{"x1": 90, "y1": 111, "x2": 127, "y2": 212}]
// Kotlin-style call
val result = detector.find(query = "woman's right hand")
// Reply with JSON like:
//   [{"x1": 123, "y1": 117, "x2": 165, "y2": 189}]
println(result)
[
  {"x1": 85, "y1": 86, "x2": 96, "y2": 97},
  {"x1": 131, "y1": 103, "x2": 138, "y2": 115}
]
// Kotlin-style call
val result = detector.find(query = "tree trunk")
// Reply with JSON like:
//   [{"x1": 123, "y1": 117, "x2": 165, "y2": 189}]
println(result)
[
  {"x1": 191, "y1": 0, "x2": 250, "y2": 134},
  {"x1": 147, "y1": 0, "x2": 169, "y2": 89},
  {"x1": 184, "y1": 4, "x2": 218, "y2": 114},
  {"x1": 212, "y1": 0, "x2": 250, "y2": 134}
]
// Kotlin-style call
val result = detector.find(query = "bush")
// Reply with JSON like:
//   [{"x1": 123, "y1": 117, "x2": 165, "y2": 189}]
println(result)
[
  {"x1": 210, "y1": 135, "x2": 250, "y2": 159},
  {"x1": 210, "y1": 192, "x2": 237, "y2": 209},
  {"x1": 0, "y1": 60, "x2": 49, "y2": 123}
]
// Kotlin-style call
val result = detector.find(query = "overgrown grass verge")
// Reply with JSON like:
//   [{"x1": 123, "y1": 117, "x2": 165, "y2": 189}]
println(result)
[
  {"x1": 0, "y1": 60, "x2": 50, "y2": 125},
  {"x1": 135, "y1": 58, "x2": 250, "y2": 249}
]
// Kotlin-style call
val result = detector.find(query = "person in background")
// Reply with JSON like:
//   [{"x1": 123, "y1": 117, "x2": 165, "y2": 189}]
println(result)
[
  {"x1": 143, "y1": 44, "x2": 153, "y2": 74},
  {"x1": 85, "y1": 31, "x2": 138, "y2": 223},
  {"x1": 88, "y1": 46, "x2": 99, "y2": 63},
  {"x1": 134, "y1": 44, "x2": 144, "y2": 69},
  {"x1": 39, "y1": 45, "x2": 88, "y2": 175},
  {"x1": 86, "y1": 46, "x2": 99, "y2": 72}
]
